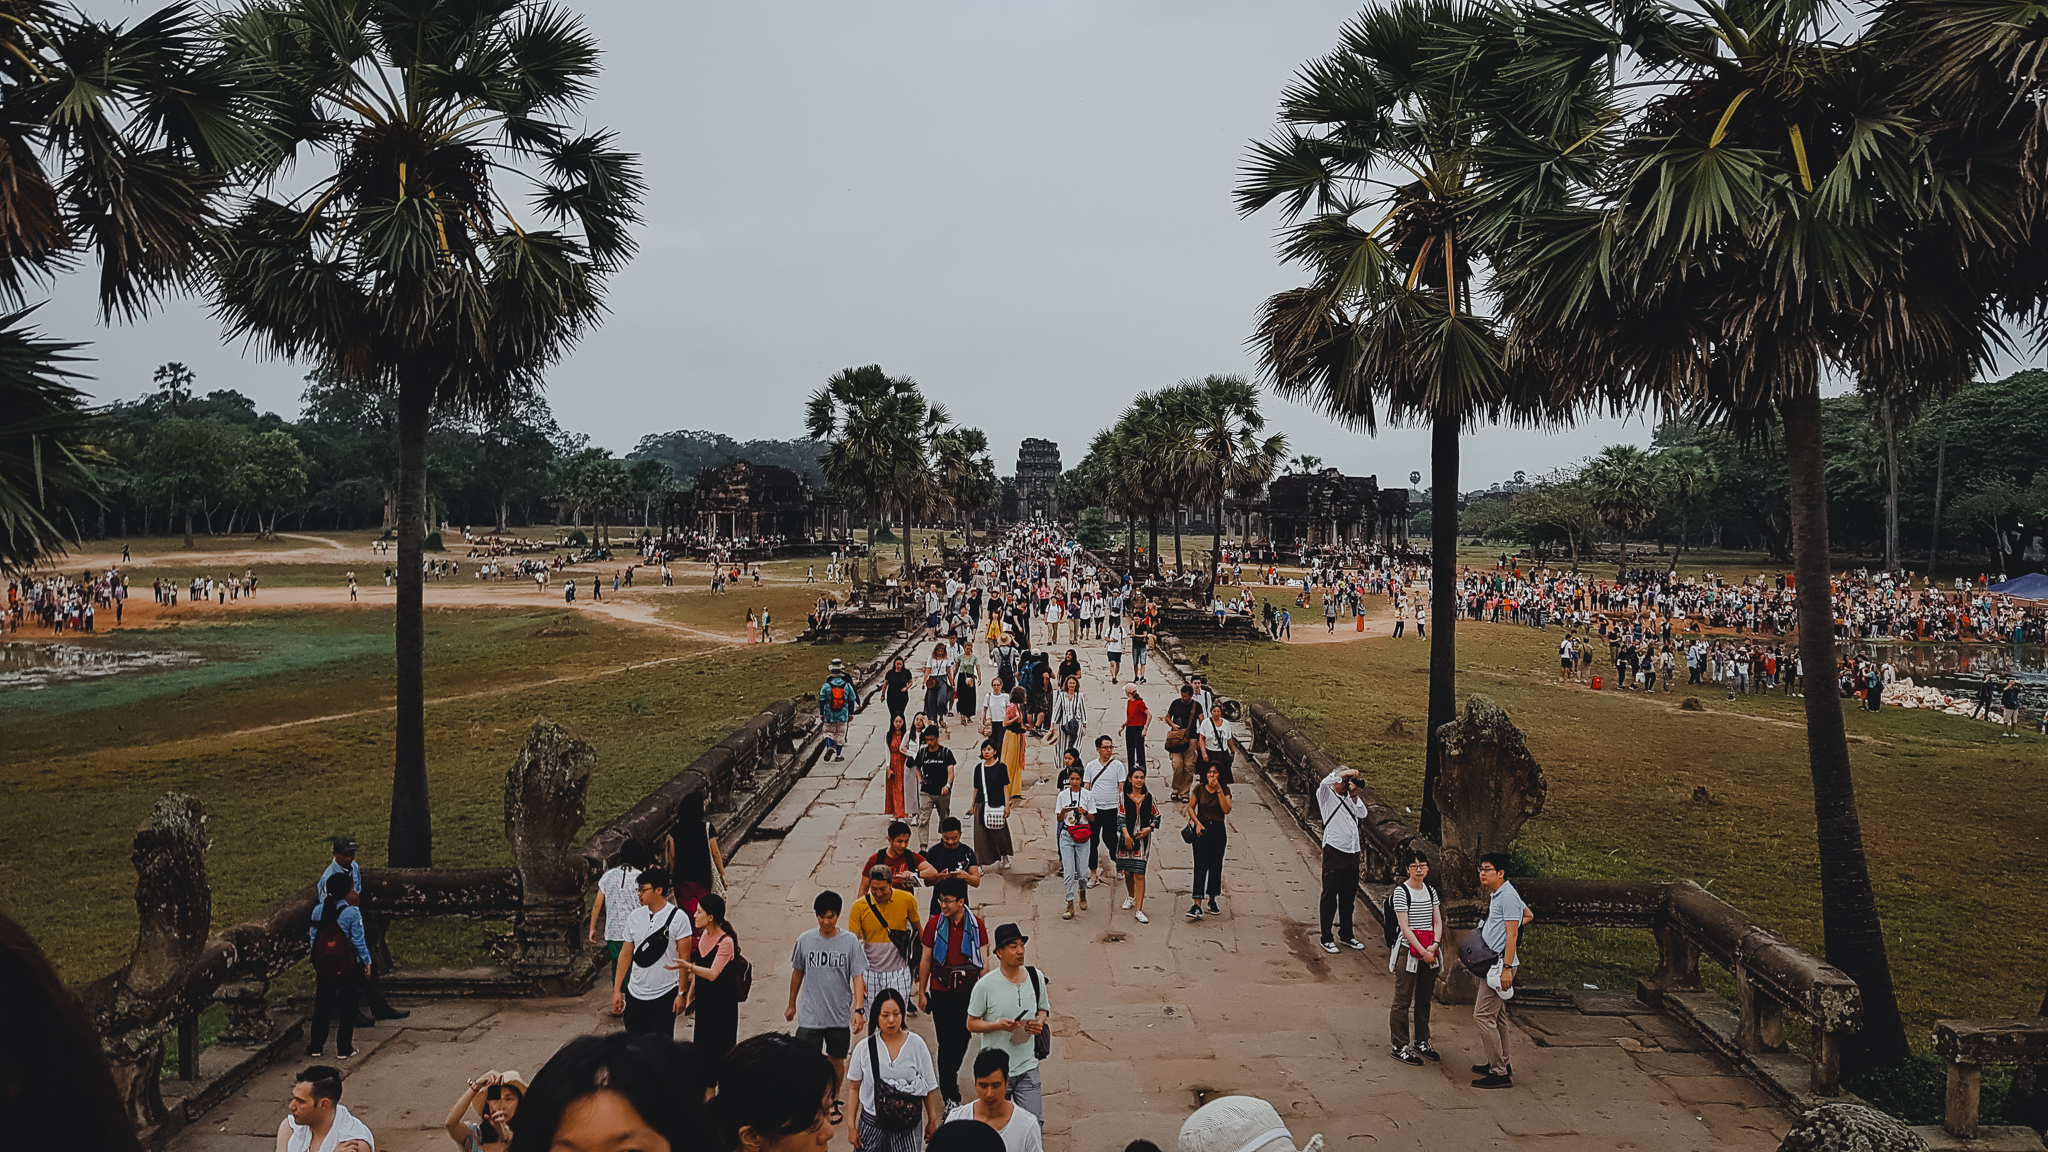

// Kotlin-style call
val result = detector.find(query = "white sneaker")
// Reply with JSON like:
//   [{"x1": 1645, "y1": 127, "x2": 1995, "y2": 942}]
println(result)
[
  {"x1": 1121, "y1": 897, "x2": 1134, "y2": 910},
  {"x1": 1134, "y1": 910, "x2": 1149, "y2": 923}
]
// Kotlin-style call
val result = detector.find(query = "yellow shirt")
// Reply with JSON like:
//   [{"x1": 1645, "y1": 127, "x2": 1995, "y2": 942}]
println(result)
[{"x1": 848, "y1": 887, "x2": 920, "y2": 943}]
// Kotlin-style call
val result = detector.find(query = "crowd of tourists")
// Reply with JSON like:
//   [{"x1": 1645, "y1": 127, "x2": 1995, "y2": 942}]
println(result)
[{"x1": 5, "y1": 568, "x2": 130, "y2": 632}]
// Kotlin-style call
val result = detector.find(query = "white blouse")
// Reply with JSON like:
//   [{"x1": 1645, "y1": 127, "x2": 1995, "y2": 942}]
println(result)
[{"x1": 847, "y1": 1029, "x2": 938, "y2": 1117}]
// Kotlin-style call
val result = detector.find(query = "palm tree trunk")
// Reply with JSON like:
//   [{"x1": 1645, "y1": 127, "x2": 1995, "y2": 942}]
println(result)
[
  {"x1": 389, "y1": 368, "x2": 434, "y2": 868},
  {"x1": 1781, "y1": 390, "x2": 1907, "y2": 1070},
  {"x1": 1148, "y1": 511, "x2": 1160, "y2": 577},
  {"x1": 1421, "y1": 416, "x2": 1457, "y2": 842},
  {"x1": 1172, "y1": 504, "x2": 1183, "y2": 573},
  {"x1": 182, "y1": 504, "x2": 194, "y2": 549},
  {"x1": 1882, "y1": 412, "x2": 1900, "y2": 573},
  {"x1": 1211, "y1": 482, "x2": 1224, "y2": 592}
]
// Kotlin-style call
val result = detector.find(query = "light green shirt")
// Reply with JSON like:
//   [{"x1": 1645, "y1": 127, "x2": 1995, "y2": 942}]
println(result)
[{"x1": 967, "y1": 965, "x2": 1050, "y2": 1077}]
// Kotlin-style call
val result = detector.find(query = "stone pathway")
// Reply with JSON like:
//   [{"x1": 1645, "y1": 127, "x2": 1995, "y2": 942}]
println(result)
[{"x1": 171, "y1": 621, "x2": 1790, "y2": 1152}]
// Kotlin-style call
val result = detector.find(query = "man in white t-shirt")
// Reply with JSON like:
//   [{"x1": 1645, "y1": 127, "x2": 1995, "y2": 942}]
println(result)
[
  {"x1": 945, "y1": 1049, "x2": 1043, "y2": 1152},
  {"x1": 611, "y1": 867, "x2": 689, "y2": 1039},
  {"x1": 1083, "y1": 737, "x2": 1125, "y2": 886},
  {"x1": 276, "y1": 1065, "x2": 373, "y2": 1152}
]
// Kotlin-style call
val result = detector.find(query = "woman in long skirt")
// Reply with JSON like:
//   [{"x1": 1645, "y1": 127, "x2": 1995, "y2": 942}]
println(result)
[
  {"x1": 1000, "y1": 688, "x2": 1026, "y2": 802},
  {"x1": 971, "y1": 740, "x2": 1014, "y2": 865},
  {"x1": 955, "y1": 641, "x2": 978, "y2": 723},
  {"x1": 902, "y1": 714, "x2": 927, "y2": 817},
  {"x1": 883, "y1": 714, "x2": 909, "y2": 818}
]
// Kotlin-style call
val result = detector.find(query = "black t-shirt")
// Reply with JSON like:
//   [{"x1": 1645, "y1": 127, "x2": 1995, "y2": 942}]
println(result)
[
  {"x1": 1167, "y1": 697, "x2": 1198, "y2": 728},
  {"x1": 923, "y1": 841, "x2": 978, "y2": 913},
  {"x1": 914, "y1": 745, "x2": 957, "y2": 794},
  {"x1": 886, "y1": 667, "x2": 913, "y2": 699}
]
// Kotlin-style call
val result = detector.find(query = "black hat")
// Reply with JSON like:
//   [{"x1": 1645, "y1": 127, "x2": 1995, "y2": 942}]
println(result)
[
  {"x1": 993, "y1": 922, "x2": 1028, "y2": 949},
  {"x1": 331, "y1": 835, "x2": 358, "y2": 855}
]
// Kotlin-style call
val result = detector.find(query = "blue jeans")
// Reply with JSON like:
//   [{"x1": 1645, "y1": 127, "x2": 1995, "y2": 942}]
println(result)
[{"x1": 1058, "y1": 828, "x2": 1088, "y2": 902}]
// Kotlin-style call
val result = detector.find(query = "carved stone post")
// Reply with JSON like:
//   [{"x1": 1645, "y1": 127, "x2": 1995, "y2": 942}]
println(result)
[
  {"x1": 1433, "y1": 695, "x2": 1546, "y2": 900},
  {"x1": 214, "y1": 970, "x2": 273, "y2": 1046},
  {"x1": 90, "y1": 794, "x2": 212, "y2": 1131},
  {"x1": 504, "y1": 719, "x2": 598, "y2": 994}
]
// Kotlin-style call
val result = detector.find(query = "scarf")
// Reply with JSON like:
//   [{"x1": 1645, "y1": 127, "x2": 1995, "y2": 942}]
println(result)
[{"x1": 933, "y1": 908, "x2": 982, "y2": 972}]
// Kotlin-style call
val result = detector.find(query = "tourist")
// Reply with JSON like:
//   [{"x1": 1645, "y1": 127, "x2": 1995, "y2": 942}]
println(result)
[
  {"x1": 681, "y1": 894, "x2": 742, "y2": 1060},
  {"x1": 787, "y1": 890, "x2": 868, "y2": 1085},
  {"x1": 956, "y1": 640, "x2": 979, "y2": 727},
  {"x1": 1185, "y1": 764, "x2": 1232, "y2": 921},
  {"x1": 1105, "y1": 620, "x2": 1124, "y2": 682},
  {"x1": 971, "y1": 741, "x2": 1014, "y2": 868},
  {"x1": 964, "y1": 924, "x2": 1050, "y2": 1120},
  {"x1": 519, "y1": 1032, "x2": 705, "y2": 1152},
  {"x1": 818, "y1": 658, "x2": 858, "y2": 762},
  {"x1": 317, "y1": 836, "x2": 403, "y2": 1024},
  {"x1": 1054, "y1": 765, "x2": 1092, "y2": 920},
  {"x1": 999, "y1": 689, "x2": 1027, "y2": 803},
  {"x1": 1176, "y1": 1095, "x2": 1318, "y2": 1152},
  {"x1": 1315, "y1": 768, "x2": 1370, "y2": 954},
  {"x1": 278, "y1": 1066, "x2": 373, "y2": 1152},
  {"x1": 1163, "y1": 684, "x2": 1200, "y2": 801},
  {"x1": 1388, "y1": 848, "x2": 1444, "y2": 1065},
  {"x1": 306, "y1": 872, "x2": 371, "y2": 1060},
  {"x1": 1082, "y1": 735, "x2": 1126, "y2": 885},
  {"x1": 714, "y1": 1033, "x2": 839, "y2": 1152},
  {"x1": 845, "y1": 988, "x2": 943, "y2": 1150},
  {"x1": 1114, "y1": 767, "x2": 1160, "y2": 923},
  {"x1": 1049, "y1": 675, "x2": 1086, "y2": 763},
  {"x1": 926, "y1": 643, "x2": 955, "y2": 735},
  {"x1": 588, "y1": 838, "x2": 652, "y2": 984},
  {"x1": 884, "y1": 714, "x2": 910, "y2": 819},
  {"x1": 850, "y1": 865, "x2": 923, "y2": 1007},
  {"x1": 2003, "y1": 676, "x2": 2024, "y2": 735},
  {"x1": 1130, "y1": 617, "x2": 1150, "y2": 683},
  {"x1": 1196, "y1": 703, "x2": 1234, "y2": 786},
  {"x1": 916, "y1": 877, "x2": 990, "y2": 1108},
  {"x1": 860, "y1": 821, "x2": 928, "y2": 894},
  {"x1": 611, "y1": 867, "x2": 687, "y2": 1039},
  {"x1": 1122, "y1": 684, "x2": 1149, "y2": 773},
  {"x1": 881, "y1": 656, "x2": 911, "y2": 723},
  {"x1": 1472, "y1": 853, "x2": 1528, "y2": 1088},
  {"x1": 943, "y1": 1051, "x2": 1043, "y2": 1152},
  {"x1": 913, "y1": 727, "x2": 958, "y2": 841},
  {"x1": 442, "y1": 1070, "x2": 524, "y2": 1151}
]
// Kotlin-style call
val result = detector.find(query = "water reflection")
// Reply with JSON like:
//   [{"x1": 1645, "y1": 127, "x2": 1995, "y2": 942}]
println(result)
[
  {"x1": 1851, "y1": 641, "x2": 2048, "y2": 712},
  {"x1": 0, "y1": 642, "x2": 201, "y2": 689}
]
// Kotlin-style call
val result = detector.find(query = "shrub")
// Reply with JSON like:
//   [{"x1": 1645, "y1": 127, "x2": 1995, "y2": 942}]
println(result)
[{"x1": 423, "y1": 531, "x2": 445, "y2": 552}]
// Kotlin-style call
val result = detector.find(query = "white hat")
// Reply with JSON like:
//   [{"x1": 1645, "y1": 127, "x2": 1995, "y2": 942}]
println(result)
[{"x1": 1178, "y1": 1097, "x2": 1322, "y2": 1152}]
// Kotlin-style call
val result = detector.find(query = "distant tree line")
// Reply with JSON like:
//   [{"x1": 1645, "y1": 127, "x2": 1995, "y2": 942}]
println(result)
[{"x1": 1460, "y1": 371, "x2": 2048, "y2": 571}]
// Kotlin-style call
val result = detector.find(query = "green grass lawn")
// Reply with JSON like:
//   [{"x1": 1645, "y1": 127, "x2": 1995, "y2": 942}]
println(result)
[
  {"x1": 0, "y1": 604, "x2": 876, "y2": 982},
  {"x1": 1203, "y1": 621, "x2": 2048, "y2": 1035}
]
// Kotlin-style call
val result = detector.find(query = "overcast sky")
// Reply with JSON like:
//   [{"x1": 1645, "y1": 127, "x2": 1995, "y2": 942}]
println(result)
[{"x1": 53, "y1": 1, "x2": 2031, "y2": 490}]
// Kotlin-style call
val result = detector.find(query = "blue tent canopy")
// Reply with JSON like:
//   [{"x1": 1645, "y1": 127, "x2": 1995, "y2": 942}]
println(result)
[{"x1": 1988, "y1": 571, "x2": 2048, "y2": 600}]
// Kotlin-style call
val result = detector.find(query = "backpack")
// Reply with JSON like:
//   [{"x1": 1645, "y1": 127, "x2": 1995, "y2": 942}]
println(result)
[
  {"x1": 312, "y1": 912, "x2": 356, "y2": 979},
  {"x1": 828, "y1": 681, "x2": 850, "y2": 712},
  {"x1": 728, "y1": 941, "x2": 754, "y2": 1002},
  {"x1": 1381, "y1": 884, "x2": 1436, "y2": 951}
]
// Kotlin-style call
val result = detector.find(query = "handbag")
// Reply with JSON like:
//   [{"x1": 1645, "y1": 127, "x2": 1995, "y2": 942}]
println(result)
[
  {"x1": 1164, "y1": 726, "x2": 1190, "y2": 753},
  {"x1": 1180, "y1": 821, "x2": 1198, "y2": 844},
  {"x1": 865, "y1": 1033, "x2": 925, "y2": 1132}
]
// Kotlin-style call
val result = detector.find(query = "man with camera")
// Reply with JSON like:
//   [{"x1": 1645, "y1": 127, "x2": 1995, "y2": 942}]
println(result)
[{"x1": 1315, "y1": 767, "x2": 1371, "y2": 953}]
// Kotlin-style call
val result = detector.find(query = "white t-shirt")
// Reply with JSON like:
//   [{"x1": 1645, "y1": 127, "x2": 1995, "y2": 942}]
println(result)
[
  {"x1": 1083, "y1": 757, "x2": 1126, "y2": 810},
  {"x1": 623, "y1": 902, "x2": 689, "y2": 999},
  {"x1": 596, "y1": 866, "x2": 640, "y2": 942},
  {"x1": 846, "y1": 1030, "x2": 939, "y2": 1118},
  {"x1": 944, "y1": 1103, "x2": 1043, "y2": 1152},
  {"x1": 286, "y1": 1104, "x2": 376, "y2": 1152},
  {"x1": 1055, "y1": 786, "x2": 1093, "y2": 826}
]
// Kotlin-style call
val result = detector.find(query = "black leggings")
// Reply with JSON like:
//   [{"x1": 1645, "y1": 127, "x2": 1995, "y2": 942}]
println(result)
[
  {"x1": 309, "y1": 970, "x2": 361, "y2": 1054},
  {"x1": 1125, "y1": 725, "x2": 1145, "y2": 771},
  {"x1": 930, "y1": 989, "x2": 973, "y2": 1102}
]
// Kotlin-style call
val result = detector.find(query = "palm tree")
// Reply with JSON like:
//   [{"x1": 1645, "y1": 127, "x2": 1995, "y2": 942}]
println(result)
[
  {"x1": 1581, "y1": 445, "x2": 1664, "y2": 565},
  {"x1": 933, "y1": 426, "x2": 998, "y2": 546},
  {"x1": 1179, "y1": 374, "x2": 1287, "y2": 589},
  {"x1": 1489, "y1": 0, "x2": 2032, "y2": 1070},
  {"x1": 1657, "y1": 446, "x2": 1717, "y2": 564},
  {"x1": 1237, "y1": 0, "x2": 1604, "y2": 839},
  {"x1": 210, "y1": 0, "x2": 643, "y2": 867},
  {"x1": 0, "y1": 313, "x2": 98, "y2": 572},
  {"x1": 805, "y1": 365, "x2": 946, "y2": 576}
]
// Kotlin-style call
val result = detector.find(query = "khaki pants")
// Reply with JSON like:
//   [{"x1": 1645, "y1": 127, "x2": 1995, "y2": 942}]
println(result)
[
  {"x1": 1390, "y1": 960, "x2": 1437, "y2": 1047},
  {"x1": 916, "y1": 789, "x2": 950, "y2": 838},
  {"x1": 1170, "y1": 745, "x2": 1196, "y2": 796},
  {"x1": 1473, "y1": 973, "x2": 1513, "y2": 1074}
]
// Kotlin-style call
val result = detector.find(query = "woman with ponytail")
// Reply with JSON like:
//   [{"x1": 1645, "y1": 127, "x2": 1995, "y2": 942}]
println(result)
[
  {"x1": 307, "y1": 870, "x2": 372, "y2": 1058},
  {"x1": 682, "y1": 893, "x2": 743, "y2": 1059}
]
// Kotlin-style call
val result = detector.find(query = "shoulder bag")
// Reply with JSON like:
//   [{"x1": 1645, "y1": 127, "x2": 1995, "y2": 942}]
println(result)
[
  {"x1": 1026, "y1": 966, "x2": 1052, "y2": 1060},
  {"x1": 1456, "y1": 924, "x2": 1501, "y2": 979},
  {"x1": 866, "y1": 894, "x2": 919, "y2": 968},
  {"x1": 981, "y1": 762, "x2": 1007, "y2": 830},
  {"x1": 632, "y1": 907, "x2": 681, "y2": 969},
  {"x1": 865, "y1": 1033, "x2": 925, "y2": 1131}
]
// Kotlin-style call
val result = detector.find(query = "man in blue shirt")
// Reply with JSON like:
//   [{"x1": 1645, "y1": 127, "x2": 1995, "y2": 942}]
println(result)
[
  {"x1": 818, "y1": 658, "x2": 857, "y2": 761},
  {"x1": 1472, "y1": 853, "x2": 1530, "y2": 1088},
  {"x1": 319, "y1": 836, "x2": 409, "y2": 1022}
]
